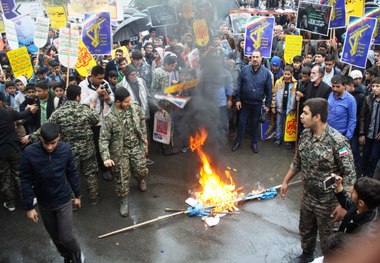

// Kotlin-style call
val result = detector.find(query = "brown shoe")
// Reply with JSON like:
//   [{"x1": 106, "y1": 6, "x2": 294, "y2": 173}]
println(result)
[{"x1": 138, "y1": 180, "x2": 147, "y2": 192}]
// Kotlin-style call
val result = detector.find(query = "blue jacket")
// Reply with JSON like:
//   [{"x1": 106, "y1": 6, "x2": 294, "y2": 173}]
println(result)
[
  {"x1": 20, "y1": 141, "x2": 81, "y2": 210},
  {"x1": 236, "y1": 64, "x2": 272, "y2": 107}
]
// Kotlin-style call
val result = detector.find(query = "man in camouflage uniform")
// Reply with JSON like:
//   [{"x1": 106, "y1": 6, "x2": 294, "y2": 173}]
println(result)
[
  {"x1": 99, "y1": 88, "x2": 148, "y2": 217},
  {"x1": 280, "y1": 98, "x2": 356, "y2": 263},
  {"x1": 24, "y1": 85, "x2": 101, "y2": 205}
]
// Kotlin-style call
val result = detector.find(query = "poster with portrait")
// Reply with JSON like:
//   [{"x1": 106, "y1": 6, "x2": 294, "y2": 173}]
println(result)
[{"x1": 296, "y1": 1, "x2": 332, "y2": 36}]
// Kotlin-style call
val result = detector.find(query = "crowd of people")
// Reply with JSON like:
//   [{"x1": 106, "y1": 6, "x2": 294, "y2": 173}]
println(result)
[{"x1": 1, "y1": 9, "x2": 380, "y2": 263}]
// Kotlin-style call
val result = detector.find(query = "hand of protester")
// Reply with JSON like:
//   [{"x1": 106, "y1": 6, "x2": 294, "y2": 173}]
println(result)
[
  {"x1": 27, "y1": 209, "x2": 39, "y2": 223},
  {"x1": 104, "y1": 159, "x2": 115, "y2": 167},
  {"x1": 331, "y1": 205, "x2": 347, "y2": 222},
  {"x1": 26, "y1": 104, "x2": 38, "y2": 114},
  {"x1": 359, "y1": 135, "x2": 365, "y2": 145},
  {"x1": 296, "y1": 91, "x2": 303, "y2": 102},
  {"x1": 236, "y1": 101, "x2": 242, "y2": 110},
  {"x1": 89, "y1": 100, "x2": 96, "y2": 109},
  {"x1": 271, "y1": 107, "x2": 276, "y2": 114},
  {"x1": 280, "y1": 182, "x2": 288, "y2": 200},
  {"x1": 21, "y1": 135, "x2": 30, "y2": 145},
  {"x1": 332, "y1": 173, "x2": 343, "y2": 192},
  {"x1": 227, "y1": 99, "x2": 233, "y2": 109},
  {"x1": 103, "y1": 91, "x2": 110, "y2": 101},
  {"x1": 73, "y1": 198, "x2": 81, "y2": 208},
  {"x1": 96, "y1": 85, "x2": 107, "y2": 96},
  {"x1": 263, "y1": 106, "x2": 269, "y2": 113}
]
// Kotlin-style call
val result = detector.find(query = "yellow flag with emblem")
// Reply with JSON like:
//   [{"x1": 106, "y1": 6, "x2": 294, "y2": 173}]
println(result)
[
  {"x1": 193, "y1": 19, "x2": 209, "y2": 47},
  {"x1": 75, "y1": 40, "x2": 97, "y2": 77},
  {"x1": 284, "y1": 111, "x2": 297, "y2": 142}
]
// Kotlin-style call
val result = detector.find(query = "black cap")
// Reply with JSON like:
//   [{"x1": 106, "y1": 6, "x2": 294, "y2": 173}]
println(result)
[{"x1": 40, "y1": 123, "x2": 60, "y2": 142}]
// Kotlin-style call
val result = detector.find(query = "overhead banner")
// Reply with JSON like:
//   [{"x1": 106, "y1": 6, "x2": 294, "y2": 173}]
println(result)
[
  {"x1": 320, "y1": 0, "x2": 346, "y2": 28},
  {"x1": 341, "y1": 16, "x2": 377, "y2": 69},
  {"x1": 46, "y1": 6, "x2": 67, "y2": 30},
  {"x1": 82, "y1": 12, "x2": 112, "y2": 55},
  {"x1": 4, "y1": 18, "x2": 18, "y2": 50},
  {"x1": 345, "y1": 0, "x2": 364, "y2": 24},
  {"x1": 284, "y1": 35, "x2": 303, "y2": 64},
  {"x1": 193, "y1": 19, "x2": 209, "y2": 47},
  {"x1": 244, "y1": 16, "x2": 275, "y2": 58},
  {"x1": 34, "y1": 17, "x2": 50, "y2": 48},
  {"x1": 296, "y1": 1, "x2": 332, "y2": 36},
  {"x1": 365, "y1": 8, "x2": 380, "y2": 45},
  {"x1": 75, "y1": 40, "x2": 97, "y2": 77},
  {"x1": 67, "y1": 0, "x2": 122, "y2": 20},
  {"x1": 147, "y1": 5, "x2": 178, "y2": 27},
  {"x1": 58, "y1": 27, "x2": 80, "y2": 68},
  {"x1": 7, "y1": 46, "x2": 33, "y2": 79},
  {"x1": 12, "y1": 14, "x2": 38, "y2": 53}
]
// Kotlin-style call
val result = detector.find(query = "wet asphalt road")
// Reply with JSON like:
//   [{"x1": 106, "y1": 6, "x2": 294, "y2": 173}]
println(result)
[{"x1": 0, "y1": 139, "x2": 313, "y2": 263}]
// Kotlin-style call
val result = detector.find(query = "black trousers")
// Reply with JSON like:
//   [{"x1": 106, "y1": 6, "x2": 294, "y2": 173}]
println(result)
[
  {"x1": 39, "y1": 200, "x2": 81, "y2": 262},
  {"x1": 92, "y1": 125, "x2": 108, "y2": 172}
]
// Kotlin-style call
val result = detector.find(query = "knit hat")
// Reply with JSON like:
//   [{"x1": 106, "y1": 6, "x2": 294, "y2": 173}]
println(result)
[
  {"x1": 40, "y1": 123, "x2": 60, "y2": 142},
  {"x1": 124, "y1": 65, "x2": 137, "y2": 77},
  {"x1": 350, "y1": 70, "x2": 363, "y2": 79},
  {"x1": 271, "y1": 56, "x2": 281, "y2": 67}
]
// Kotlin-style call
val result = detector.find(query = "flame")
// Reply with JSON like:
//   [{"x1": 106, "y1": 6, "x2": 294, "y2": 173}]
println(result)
[{"x1": 189, "y1": 128, "x2": 242, "y2": 212}]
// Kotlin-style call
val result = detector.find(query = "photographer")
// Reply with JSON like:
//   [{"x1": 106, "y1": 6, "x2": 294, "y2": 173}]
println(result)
[
  {"x1": 332, "y1": 174, "x2": 380, "y2": 234},
  {"x1": 79, "y1": 66, "x2": 114, "y2": 181}
]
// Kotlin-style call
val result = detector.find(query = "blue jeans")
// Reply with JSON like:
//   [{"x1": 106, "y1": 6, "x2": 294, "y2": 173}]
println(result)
[
  {"x1": 276, "y1": 111, "x2": 285, "y2": 141},
  {"x1": 236, "y1": 103, "x2": 262, "y2": 146}
]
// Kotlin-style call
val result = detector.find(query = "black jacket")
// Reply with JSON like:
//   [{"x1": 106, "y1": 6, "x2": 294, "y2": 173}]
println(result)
[
  {"x1": 20, "y1": 141, "x2": 81, "y2": 210},
  {"x1": 303, "y1": 80, "x2": 332, "y2": 102},
  {"x1": 349, "y1": 87, "x2": 365, "y2": 136},
  {"x1": 0, "y1": 107, "x2": 33, "y2": 158}
]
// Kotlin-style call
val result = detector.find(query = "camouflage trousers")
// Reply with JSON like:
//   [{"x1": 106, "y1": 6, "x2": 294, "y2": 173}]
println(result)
[
  {"x1": 111, "y1": 146, "x2": 148, "y2": 197},
  {"x1": 0, "y1": 152, "x2": 21, "y2": 207},
  {"x1": 299, "y1": 189, "x2": 337, "y2": 254},
  {"x1": 74, "y1": 154, "x2": 99, "y2": 200}
]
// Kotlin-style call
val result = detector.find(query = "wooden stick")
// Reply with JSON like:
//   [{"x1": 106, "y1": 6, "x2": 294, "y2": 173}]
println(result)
[{"x1": 98, "y1": 211, "x2": 188, "y2": 239}]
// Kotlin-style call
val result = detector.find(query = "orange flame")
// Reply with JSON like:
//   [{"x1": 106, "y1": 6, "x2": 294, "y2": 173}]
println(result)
[{"x1": 189, "y1": 128, "x2": 242, "y2": 212}]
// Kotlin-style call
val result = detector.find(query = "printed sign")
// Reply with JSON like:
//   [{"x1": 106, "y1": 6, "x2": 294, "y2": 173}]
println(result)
[
  {"x1": 365, "y1": 8, "x2": 380, "y2": 45},
  {"x1": 82, "y1": 12, "x2": 112, "y2": 55},
  {"x1": 46, "y1": 6, "x2": 67, "y2": 30},
  {"x1": 341, "y1": 16, "x2": 377, "y2": 68},
  {"x1": 75, "y1": 40, "x2": 97, "y2": 77},
  {"x1": 58, "y1": 27, "x2": 80, "y2": 68},
  {"x1": 1, "y1": 0, "x2": 17, "y2": 19},
  {"x1": 153, "y1": 110, "x2": 172, "y2": 144},
  {"x1": 34, "y1": 17, "x2": 50, "y2": 48},
  {"x1": 67, "y1": 0, "x2": 122, "y2": 20},
  {"x1": 187, "y1": 48, "x2": 200, "y2": 70},
  {"x1": 4, "y1": 18, "x2": 18, "y2": 50},
  {"x1": 284, "y1": 111, "x2": 297, "y2": 142},
  {"x1": 296, "y1": 1, "x2": 332, "y2": 36},
  {"x1": 244, "y1": 16, "x2": 275, "y2": 58},
  {"x1": 345, "y1": 0, "x2": 364, "y2": 24},
  {"x1": 147, "y1": 5, "x2": 178, "y2": 27},
  {"x1": 7, "y1": 46, "x2": 33, "y2": 78},
  {"x1": 284, "y1": 35, "x2": 303, "y2": 64},
  {"x1": 13, "y1": 15, "x2": 38, "y2": 53},
  {"x1": 193, "y1": 19, "x2": 209, "y2": 47},
  {"x1": 14, "y1": 2, "x2": 45, "y2": 20},
  {"x1": 320, "y1": 0, "x2": 346, "y2": 28},
  {"x1": 229, "y1": 13, "x2": 250, "y2": 35},
  {"x1": 261, "y1": 111, "x2": 275, "y2": 140}
]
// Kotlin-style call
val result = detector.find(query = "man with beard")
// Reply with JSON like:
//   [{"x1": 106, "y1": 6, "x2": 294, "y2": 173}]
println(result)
[{"x1": 297, "y1": 65, "x2": 331, "y2": 103}]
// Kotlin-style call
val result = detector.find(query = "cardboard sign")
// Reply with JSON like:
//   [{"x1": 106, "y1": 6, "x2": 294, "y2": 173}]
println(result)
[
  {"x1": 365, "y1": 8, "x2": 380, "y2": 45},
  {"x1": 58, "y1": 27, "x2": 80, "y2": 68},
  {"x1": 345, "y1": 0, "x2": 364, "y2": 24},
  {"x1": 284, "y1": 35, "x2": 303, "y2": 64},
  {"x1": 261, "y1": 111, "x2": 275, "y2": 140},
  {"x1": 193, "y1": 19, "x2": 209, "y2": 47},
  {"x1": 284, "y1": 111, "x2": 297, "y2": 142},
  {"x1": 244, "y1": 16, "x2": 275, "y2": 58},
  {"x1": 320, "y1": 0, "x2": 346, "y2": 28},
  {"x1": 13, "y1": 14, "x2": 38, "y2": 53},
  {"x1": 34, "y1": 17, "x2": 50, "y2": 48},
  {"x1": 7, "y1": 46, "x2": 33, "y2": 79},
  {"x1": 341, "y1": 16, "x2": 377, "y2": 69},
  {"x1": 75, "y1": 40, "x2": 97, "y2": 77},
  {"x1": 1, "y1": 0, "x2": 17, "y2": 19},
  {"x1": 46, "y1": 6, "x2": 67, "y2": 30},
  {"x1": 82, "y1": 12, "x2": 112, "y2": 55},
  {"x1": 148, "y1": 5, "x2": 178, "y2": 27},
  {"x1": 230, "y1": 13, "x2": 250, "y2": 35},
  {"x1": 153, "y1": 110, "x2": 172, "y2": 144},
  {"x1": 4, "y1": 18, "x2": 18, "y2": 50},
  {"x1": 187, "y1": 48, "x2": 200, "y2": 70},
  {"x1": 296, "y1": 1, "x2": 332, "y2": 36}
]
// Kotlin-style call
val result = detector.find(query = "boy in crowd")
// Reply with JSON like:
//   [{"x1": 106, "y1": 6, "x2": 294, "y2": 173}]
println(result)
[
  {"x1": 47, "y1": 61, "x2": 63, "y2": 84},
  {"x1": 4, "y1": 81, "x2": 17, "y2": 108},
  {"x1": 35, "y1": 81, "x2": 55, "y2": 126},
  {"x1": 14, "y1": 76, "x2": 27, "y2": 111},
  {"x1": 323, "y1": 54, "x2": 342, "y2": 87},
  {"x1": 20, "y1": 84, "x2": 39, "y2": 134},
  {"x1": 50, "y1": 82, "x2": 66, "y2": 110},
  {"x1": 272, "y1": 65, "x2": 298, "y2": 149},
  {"x1": 292, "y1": 55, "x2": 303, "y2": 81},
  {"x1": 107, "y1": 70, "x2": 118, "y2": 93},
  {"x1": 271, "y1": 56, "x2": 283, "y2": 84},
  {"x1": 364, "y1": 68, "x2": 378, "y2": 94},
  {"x1": 360, "y1": 77, "x2": 380, "y2": 177},
  {"x1": 350, "y1": 70, "x2": 366, "y2": 94}
]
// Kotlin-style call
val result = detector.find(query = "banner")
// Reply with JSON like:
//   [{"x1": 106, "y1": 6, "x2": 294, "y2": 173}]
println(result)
[
  {"x1": 296, "y1": 2, "x2": 332, "y2": 36},
  {"x1": 261, "y1": 111, "x2": 275, "y2": 140},
  {"x1": 7, "y1": 46, "x2": 33, "y2": 79},
  {"x1": 12, "y1": 15, "x2": 38, "y2": 53},
  {"x1": 345, "y1": 0, "x2": 364, "y2": 24},
  {"x1": 182, "y1": 1, "x2": 193, "y2": 19},
  {"x1": 82, "y1": 12, "x2": 112, "y2": 55},
  {"x1": 58, "y1": 27, "x2": 80, "y2": 68},
  {"x1": 46, "y1": 6, "x2": 67, "y2": 30},
  {"x1": 193, "y1": 19, "x2": 209, "y2": 47},
  {"x1": 34, "y1": 17, "x2": 50, "y2": 48},
  {"x1": 1, "y1": 0, "x2": 18, "y2": 19},
  {"x1": 365, "y1": 8, "x2": 380, "y2": 45},
  {"x1": 4, "y1": 18, "x2": 18, "y2": 50},
  {"x1": 147, "y1": 5, "x2": 178, "y2": 27},
  {"x1": 229, "y1": 13, "x2": 251, "y2": 35},
  {"x1": 244, "y1": 16, "x2": 275, "y2": 58},
  {"x1": 75, "y1": 40, "x2": 97, "y2": 77},
  {"x1": 67, "y1": 0, "x2": 122, "y2": 20},
  {"x1": 0, "y1": 15, "x2": 4, "y2": 33},
  {"x1": 341, "y1": 16, "x2": 377, "y2": 69},
  {"x1": 13, "y1": 2, "x2": 45, "y2": 20},
  {"x1": 284, "y1": 35, "x2": 303, "y2": 64},
  {"x1": 284, "y1": 111, "x2": 297, "y2": 142},
  {"x1": 320, "y1": 0, "x2": 346, "y2": 28}
]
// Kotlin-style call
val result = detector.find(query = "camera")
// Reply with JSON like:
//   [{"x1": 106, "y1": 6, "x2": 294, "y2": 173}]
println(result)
[{"x1": 99, "y1": 83, "x2": 111, "y2": 94}]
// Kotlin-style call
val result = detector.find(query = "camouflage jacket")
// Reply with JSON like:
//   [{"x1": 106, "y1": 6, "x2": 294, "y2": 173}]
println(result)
[
  {"x1": 99, "y1": 102, "x2": 147, "y2": 164},
  {"x1": 29, "y1": 100, "x2": 99, "y2": 160},
  {"x1": 291, "y1": 125, "x2": 356, "y2": 193}
]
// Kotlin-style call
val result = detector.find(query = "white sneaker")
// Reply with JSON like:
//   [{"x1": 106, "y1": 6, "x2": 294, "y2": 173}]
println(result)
[
  {"x1": 33, "y1": 197, "x2": 38, "y2": 206},
  {"x1": 3, "y1": 202, "x2": 15, "y2": 212}
]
